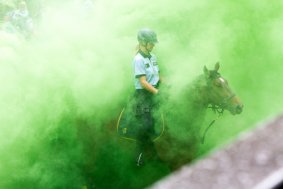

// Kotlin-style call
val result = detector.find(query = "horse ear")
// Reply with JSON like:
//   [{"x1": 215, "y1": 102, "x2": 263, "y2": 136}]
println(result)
[
  {"x1": 203, "y1": 65, "x2": 209, "y2": 76},
  {"x1": 214, "y1": 62, "x2": 220, "y2": 71}
]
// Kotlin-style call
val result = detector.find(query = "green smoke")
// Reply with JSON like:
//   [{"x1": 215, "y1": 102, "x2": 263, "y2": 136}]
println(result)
[{"x1": 1, "y1": 0, "x2": 283, "y2": 188}]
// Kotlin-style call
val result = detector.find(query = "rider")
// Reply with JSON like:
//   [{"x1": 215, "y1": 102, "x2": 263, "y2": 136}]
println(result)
[
  {"x1": 132, "y1": 28, "x2": 161, "y2": 166},
  {"x1": 11, "y1": 1, "x2": 34, "y2": 39}
]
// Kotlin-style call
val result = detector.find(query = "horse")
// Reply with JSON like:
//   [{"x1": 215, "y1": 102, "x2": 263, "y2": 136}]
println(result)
[{"x1": 117, "y1": 62, "x2": 243, "y2": 170}]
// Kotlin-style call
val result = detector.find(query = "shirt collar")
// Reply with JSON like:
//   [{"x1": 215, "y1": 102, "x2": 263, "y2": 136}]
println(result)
[{"x1": 138, "y1": 50, "x2": 152, "y2": 59}]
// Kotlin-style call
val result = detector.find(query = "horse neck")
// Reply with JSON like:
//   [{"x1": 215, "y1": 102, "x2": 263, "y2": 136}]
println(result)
[{"x1": 187, "y1": 75, "x2": 210, "y2": 110}]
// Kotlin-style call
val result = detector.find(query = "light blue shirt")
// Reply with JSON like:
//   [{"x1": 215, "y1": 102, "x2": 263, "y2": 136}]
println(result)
[{"x1": 133, "y1": 51, "x2": 160, "y2": 89}]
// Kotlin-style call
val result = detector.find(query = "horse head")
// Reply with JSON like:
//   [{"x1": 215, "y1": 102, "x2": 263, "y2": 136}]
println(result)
[{"x1": 203, "y1": 62, "x2": 243, "y2": 115}]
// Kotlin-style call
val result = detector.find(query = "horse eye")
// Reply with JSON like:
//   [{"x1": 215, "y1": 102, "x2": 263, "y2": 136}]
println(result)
[{"x1": 214, "y1": 81, "x2": 222, "y2": 87}]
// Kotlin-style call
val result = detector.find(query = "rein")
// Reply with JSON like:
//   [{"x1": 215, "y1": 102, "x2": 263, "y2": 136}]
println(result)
[
  {"x1": 200, "y1": 92, "x2": 235, "y2": 144},
  {"x1": 201, "y1": 107, "x2": 223, "y2": 144}
]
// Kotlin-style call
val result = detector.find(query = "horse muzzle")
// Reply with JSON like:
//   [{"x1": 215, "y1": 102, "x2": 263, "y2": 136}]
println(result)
[
  {"x1": 226, "y1": 95, "x2": 243, "y2": 115},
  {"x1": 229, "y1": 103, "x2": 243, "y2": 115},
  {"x1": 234, "y1": 104, "x2": 243, "y2": 114}
]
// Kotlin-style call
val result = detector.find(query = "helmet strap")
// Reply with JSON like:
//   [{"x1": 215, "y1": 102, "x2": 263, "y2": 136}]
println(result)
[{"x1": 145, "y1": 42, "x2": 150, "y2": 52}]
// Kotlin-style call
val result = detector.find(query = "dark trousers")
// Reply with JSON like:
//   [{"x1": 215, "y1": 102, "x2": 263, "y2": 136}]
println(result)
[{"x1": 134, "y1": 90, "x2": 158, "y2": 159}]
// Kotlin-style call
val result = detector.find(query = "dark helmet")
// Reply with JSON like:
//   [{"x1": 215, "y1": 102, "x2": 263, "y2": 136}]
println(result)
[{"x1": 137, "y1": 28, "x2": 158, "y2": 44}]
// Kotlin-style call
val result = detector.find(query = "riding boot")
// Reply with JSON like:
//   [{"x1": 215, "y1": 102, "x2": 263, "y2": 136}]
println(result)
[
  {"x1": 135, "y1": 134, "x2": 160, "y2": 166},
  {"x1": 136, "y1": 152, "x2": 144, "y2": 167},
  {"x1": 135, "y1": 138, "x2": 147, "y2": 166}
]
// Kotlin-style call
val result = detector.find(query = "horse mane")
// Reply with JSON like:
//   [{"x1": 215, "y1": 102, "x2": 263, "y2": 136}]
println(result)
[
  {"x1": 185, "y1": 74, "x2": 207, "y2": 102},
  {"x1": 184, "y1": 70, "x2": 221, "y2": 107}
]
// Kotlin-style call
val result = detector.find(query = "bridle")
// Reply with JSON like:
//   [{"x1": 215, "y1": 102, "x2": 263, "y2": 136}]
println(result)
[
  {"x1": 208, "y1": 93, "x2": 236, "y2": 114},
  {"x1": 201, "y1": 75, "x2": 236, "y2": 144}
]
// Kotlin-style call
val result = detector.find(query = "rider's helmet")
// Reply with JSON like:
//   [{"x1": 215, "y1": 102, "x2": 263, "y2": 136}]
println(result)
[{"x1": 137, "y1": 28, "x2": 158, "y2": 44}]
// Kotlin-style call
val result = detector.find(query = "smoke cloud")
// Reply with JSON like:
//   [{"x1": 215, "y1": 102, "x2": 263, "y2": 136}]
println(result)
[{"x1": 0, "y1": 0, "x2": 283, "y2": 188}]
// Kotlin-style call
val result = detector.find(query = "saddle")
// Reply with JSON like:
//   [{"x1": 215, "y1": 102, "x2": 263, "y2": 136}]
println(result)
[{"x1": 116, "y1": 107, "x2": 165, "y2": 141}]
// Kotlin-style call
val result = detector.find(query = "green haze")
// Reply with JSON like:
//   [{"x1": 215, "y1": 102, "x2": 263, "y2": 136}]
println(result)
[{"x1": 0, "y1": 0, "x2": 283, "y2": 188}]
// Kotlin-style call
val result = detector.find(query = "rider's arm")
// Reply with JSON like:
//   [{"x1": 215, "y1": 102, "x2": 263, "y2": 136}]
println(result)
[{"x1": 139, "y1": 76, "x2": 158, "y2": 94}]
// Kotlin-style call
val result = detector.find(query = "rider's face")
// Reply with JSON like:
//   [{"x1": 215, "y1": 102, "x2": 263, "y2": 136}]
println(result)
[{"x1": 146, "y1": 42, "x2": 155, "y2": 52}]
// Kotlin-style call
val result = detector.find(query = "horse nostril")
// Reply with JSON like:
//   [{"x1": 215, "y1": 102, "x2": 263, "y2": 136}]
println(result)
[{"x1": 236, "y1": 105, "x2": 243, "y2": 113}]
